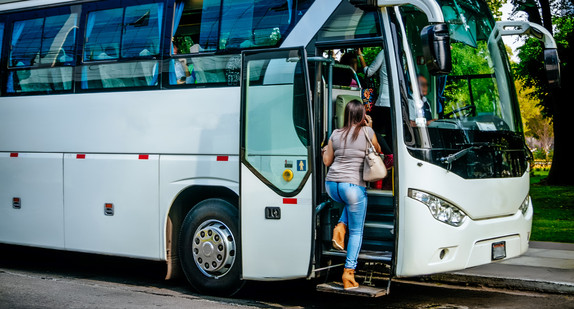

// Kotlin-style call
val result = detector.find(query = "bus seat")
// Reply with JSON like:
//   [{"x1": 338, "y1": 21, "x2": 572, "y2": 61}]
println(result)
[{"x1": 335, "y1": 94, "x2": 361, "y2": 128}]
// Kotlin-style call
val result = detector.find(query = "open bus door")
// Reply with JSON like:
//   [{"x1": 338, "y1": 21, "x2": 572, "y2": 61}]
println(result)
[{"x1": 240, "y1": 47, "x2": 315, "y2": 280}]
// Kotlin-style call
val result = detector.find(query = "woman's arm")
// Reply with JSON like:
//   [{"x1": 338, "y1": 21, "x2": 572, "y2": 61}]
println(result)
[
  {"x1": 322, "y1": 139, "x2": 334, "y2": 167},
  {"x1": 365, "y1": 117, "x2": 383, "y2": 154},
  {"x1": 371, "y1": 134, "x2": 382, "y2": 154},
  {"x1": 363, "y1": 50, "x2": 385, "y2": 77}
]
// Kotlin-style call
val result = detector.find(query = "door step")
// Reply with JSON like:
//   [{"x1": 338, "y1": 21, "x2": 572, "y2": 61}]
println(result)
[
  {"x1": 316, "y1": 282, "x2": 388, "y2": 297},
  {"x1": 322, "y1": 249, "x2": 392, "y2": 263}
]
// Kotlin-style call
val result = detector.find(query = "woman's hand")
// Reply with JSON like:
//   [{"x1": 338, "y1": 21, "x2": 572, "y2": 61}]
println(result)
[
  {"x1": 365, "y1": 114, "x2": 373, "y2": 128},
  {"x1": 322, "y1": 140, "x2": 334, "y2": 167}
]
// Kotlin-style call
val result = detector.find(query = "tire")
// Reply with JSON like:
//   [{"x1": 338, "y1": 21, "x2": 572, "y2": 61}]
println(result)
[{"x1": 179, "y1": 198, "x2": 244, "y2": 296}]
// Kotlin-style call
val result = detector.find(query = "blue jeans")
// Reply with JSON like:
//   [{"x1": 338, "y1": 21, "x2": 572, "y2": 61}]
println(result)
[{"x1": 325, "y1": 181, "x2": 368, "y2": 269}]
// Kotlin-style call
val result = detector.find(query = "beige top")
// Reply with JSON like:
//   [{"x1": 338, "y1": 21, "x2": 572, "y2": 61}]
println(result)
[{"x1": 325, "y1": 126, "x2": 374, "y2": 187}]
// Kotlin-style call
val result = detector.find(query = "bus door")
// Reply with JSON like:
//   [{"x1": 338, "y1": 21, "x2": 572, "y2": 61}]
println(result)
[{"x1": 240, "y1": 47, "x2": 314, "y2": 280}]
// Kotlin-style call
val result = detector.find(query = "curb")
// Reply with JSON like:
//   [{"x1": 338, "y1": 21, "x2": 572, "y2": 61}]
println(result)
[{"x1": 408, "y1": 273, "x2": 574, "y2": 295}]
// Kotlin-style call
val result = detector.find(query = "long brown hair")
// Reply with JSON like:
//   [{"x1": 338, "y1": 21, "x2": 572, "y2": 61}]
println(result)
[{"x1": 341, "y1": 99, "x2": 366, "y2": 142}]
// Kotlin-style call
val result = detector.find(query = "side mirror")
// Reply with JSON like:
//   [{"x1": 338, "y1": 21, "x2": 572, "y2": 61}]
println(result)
[
  {"x1": 544, "y1": 48, "x2": 561, "y2": 88},
  {"x1": 493, "y1": 21, "x2": 561, "y2": 88},
  {"x1": 421, "y1": 23, "x2": 452, "y2": 75}
]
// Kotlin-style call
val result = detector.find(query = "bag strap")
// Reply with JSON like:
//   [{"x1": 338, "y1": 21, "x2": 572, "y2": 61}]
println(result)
[{"x1": 363, "y1": 127, "x2": 376, "y2": 153}]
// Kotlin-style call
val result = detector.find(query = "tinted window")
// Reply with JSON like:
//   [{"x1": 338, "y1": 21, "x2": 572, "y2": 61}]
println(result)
[
  {"x1": 84, "y1": 8, "x2": 123, "y2": 61},
  {"x1": 122, "y1": 3, "x2": 163, "y2": 58},
  {"x1": 168, "y1": 54, "x2": 240, "y2": 86},
  {"x1": 172, "y1": 0, "x2": 314, "y2": 53},
  {"x1": 82, "y1": 2, "x2": 163, "y2": 90},
  {"x1": 317, "y1": 1, "x2": 381, "y2": 42},
  {"x1": 10, "y1": 18, "x2": 44, "y2": 67},
  {"x1": 8, "y1": 12, "x2": 77, "y2": 93},
  {"x1": 84, "y1": 3, "x2": 163, "y2": 61},
  {"x1": 170, "y1": 0, "x2": 313, "y2": 86}
]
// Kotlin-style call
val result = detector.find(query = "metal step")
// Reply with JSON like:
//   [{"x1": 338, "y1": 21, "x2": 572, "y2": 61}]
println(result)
[
  {"x1": 322, "y1": 249, "x2": 392, "y2": 263},
  {"x1": 316, "y1": 282, "x2": 388, "y2": 297}
]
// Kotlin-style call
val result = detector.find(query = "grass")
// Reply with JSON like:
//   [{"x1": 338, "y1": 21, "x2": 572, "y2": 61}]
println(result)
[{"x1": 529, "y1": 170, "x2": 574, "y2": 243}]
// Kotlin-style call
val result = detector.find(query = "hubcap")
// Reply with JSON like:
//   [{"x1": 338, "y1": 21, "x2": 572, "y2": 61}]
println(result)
[{"x1": 191, "y1": 219, "x2": 236, "y2": 278}]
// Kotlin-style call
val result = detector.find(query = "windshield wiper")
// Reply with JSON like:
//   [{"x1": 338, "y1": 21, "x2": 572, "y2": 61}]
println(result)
[
  {"x1": 440, "y1": 145, "x2": 481, "y2": 167},
  {"x1": 439, "y1": 142, "x2": 504, "y2": 170}
]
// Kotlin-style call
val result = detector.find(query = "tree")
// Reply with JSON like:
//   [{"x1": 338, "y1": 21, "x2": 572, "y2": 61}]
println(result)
[
  {"x1": 527, "y1": 113, "x2": 554, "y2": 160},
  {"x1": 511, "y1": 0, "x2": 574, "y2": 185}
]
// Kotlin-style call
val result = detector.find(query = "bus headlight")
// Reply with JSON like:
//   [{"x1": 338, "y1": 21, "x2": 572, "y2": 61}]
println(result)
[
  {"x1": 519, "y1": 195, "x2": 531, "y2": 216},
  {"x1": 409, "y1": 189, "x2": 467, "y2": 227}
]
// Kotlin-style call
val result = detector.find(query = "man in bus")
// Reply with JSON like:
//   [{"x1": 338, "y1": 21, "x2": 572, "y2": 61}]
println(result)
[{"x1": 409, "y1": 74, "x2": 435, "y2": 126}]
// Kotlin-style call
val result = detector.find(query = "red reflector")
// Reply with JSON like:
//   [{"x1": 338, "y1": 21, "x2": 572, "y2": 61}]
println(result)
[
  {"x1": 283, "y1": 198, "x2": 297, "y2": 205},
  {"x1": 76, "y1": 154, "x2": 86, "y2": 159},
  {"x1": 105, "y1": 203, "x2": 113, "y2": 208},
  {"x1": 139, "y1": 154, "x2": 149, "y2": 160},
  {"x1": 217, "y1": 156, "x2": 229, "y2": 161},
  {"x1": 13, "y1": 197, "x2": 20, "y2": 202},
  {"x1": 10, "y1": 153, "x2": 18, "y2": 157}
]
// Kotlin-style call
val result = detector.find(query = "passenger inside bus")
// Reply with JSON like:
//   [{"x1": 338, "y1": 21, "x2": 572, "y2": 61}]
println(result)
[
  {"x1": 409, "y1": 74, "x2": 436, "y2": 126},
  {"x1": 331, "y1": 48, "x2": 393, "y2": 156},
  {"x1": 330, "y1": 48, "x2": 394, "y2": 187},
  {"x1": 358, "y1": 49, "x2": 392, "y2": 153},
  {"x1": 333, "y1": 51, "x2": 360, "y2": 88},
  {"x1": 172, "y1": 41, "x2": 193, "y2": 85}
]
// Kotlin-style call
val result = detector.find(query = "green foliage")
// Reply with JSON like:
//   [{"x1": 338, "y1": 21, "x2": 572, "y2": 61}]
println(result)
[
  {"x1": 530, "y1": 174, "x2": 574, "y2": 243},
  {"x1": 357, "y1": 46, "x2": 382, "y2": 84},
  {"x1": 514, "y1": 14, "x2": 574, "y2": 118},
  {"x1": 485, "y1": 0, "x2": 505, "y2": 19},
  {"x1": 533, "y1": 148, "x2": 547, "y2": 160},
  {"x1": 443, "y1": 41, "x2": 501, "y2": 116}
]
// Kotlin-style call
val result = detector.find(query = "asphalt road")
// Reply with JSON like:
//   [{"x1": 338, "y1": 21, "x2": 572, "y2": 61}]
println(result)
[{"x1": 1, "y1": 244, "x2": 573, "y2": 309}]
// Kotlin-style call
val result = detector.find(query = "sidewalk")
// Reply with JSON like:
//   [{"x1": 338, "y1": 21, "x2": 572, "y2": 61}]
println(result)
[{"x1": 413, "y1": 241, "x2": 574, "y2": 295}]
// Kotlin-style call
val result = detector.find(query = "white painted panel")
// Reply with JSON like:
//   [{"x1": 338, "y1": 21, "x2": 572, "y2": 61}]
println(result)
[
  {"x1": 395, "y1": 190, "x2": 531, "y2": 277},
  {"x1": 0, "y1": 152, "x2": 64, "y2": 248},
  {"x1": 64, "y1": 153, "x2": 160, "y2": 259},
  {"x1": 0, "y1": 88, "x2": 240, "y2": 155},
  {"x1": 241, "y1": 164, "x2": 312, "y2": 280}
]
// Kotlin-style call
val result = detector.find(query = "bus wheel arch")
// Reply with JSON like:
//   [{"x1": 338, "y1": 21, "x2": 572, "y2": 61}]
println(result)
[{"x1": 164, "y1": 186, "x2": 240, "y2": 294}]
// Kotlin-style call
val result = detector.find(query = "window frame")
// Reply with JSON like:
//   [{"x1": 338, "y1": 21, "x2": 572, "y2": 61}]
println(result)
[
  {"x1": 76, "y1": 0, "x2": 166, "y2": 93},
  {"x1": 3, "y1": 5, "x2": 80, "y2": 96}
]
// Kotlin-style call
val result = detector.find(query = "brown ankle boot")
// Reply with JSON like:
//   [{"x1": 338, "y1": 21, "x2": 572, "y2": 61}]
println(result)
[
  {"x1": 342, "y1": 268, "x2": 359, "y2": 290},
  {"x1": 332, "y1": 222, "x2": 346, "y2": 251}
]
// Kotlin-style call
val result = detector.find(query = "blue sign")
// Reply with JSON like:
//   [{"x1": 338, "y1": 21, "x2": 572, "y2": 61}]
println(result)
[{"x1": 297, "y1": 160, "x2": 307, "y2": 171}]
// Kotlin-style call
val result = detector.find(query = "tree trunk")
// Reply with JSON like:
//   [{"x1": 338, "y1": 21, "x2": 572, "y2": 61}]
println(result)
[
  {"x1": 546, "y1": 86, "x2": 574, "y2": 185},
  {"x1": 538, "y1": 0, "x2": 553, "y2": 33}
]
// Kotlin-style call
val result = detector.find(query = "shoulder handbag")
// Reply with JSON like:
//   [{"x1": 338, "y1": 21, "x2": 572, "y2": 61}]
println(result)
[{"x1": 363, "y1": 127, "x2": 387, "y2": 182}]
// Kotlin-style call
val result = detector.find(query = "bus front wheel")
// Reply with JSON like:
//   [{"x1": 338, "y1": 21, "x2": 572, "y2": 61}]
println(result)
[{"x1": 179, "y1": 198, "x2": 243, "y2": 296}]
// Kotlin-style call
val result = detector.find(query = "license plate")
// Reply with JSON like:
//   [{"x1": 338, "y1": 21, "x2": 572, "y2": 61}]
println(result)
[{"x1": 492, "y1": 241, "x2": 506, "y2": 260}]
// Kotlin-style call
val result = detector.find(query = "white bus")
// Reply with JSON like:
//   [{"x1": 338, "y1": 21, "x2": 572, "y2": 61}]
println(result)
[{"x1": 0, "y1": 0, "x2": 559, "y2": 296}]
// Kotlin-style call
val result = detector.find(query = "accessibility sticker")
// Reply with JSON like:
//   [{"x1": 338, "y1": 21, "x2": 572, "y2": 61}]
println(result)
[{"x1": 297, "y1": 160, "x2": 307, "y2": 171}]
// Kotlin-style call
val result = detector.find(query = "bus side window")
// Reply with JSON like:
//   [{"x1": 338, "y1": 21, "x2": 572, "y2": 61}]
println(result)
[
  {"x1": 81, "y1": 2, "x2": 163, "y2": 90},
  {"x1": 7, "y1": 13, "x2": 77, "y2": 94},
  {"x1": 168, "y1": 0, "x2": 298, "y2": 86}
]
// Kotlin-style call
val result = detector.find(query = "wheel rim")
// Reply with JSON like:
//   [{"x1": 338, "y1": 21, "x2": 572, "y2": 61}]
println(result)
[{"x1": 191, "y1": 219, "x2": 236, "y2": 278}]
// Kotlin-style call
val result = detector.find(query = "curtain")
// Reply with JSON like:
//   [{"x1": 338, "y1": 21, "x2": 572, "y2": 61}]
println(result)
[
  {"x1": 10, "y1": 21, "x2": 26, "y2": 66},
  {"x1": 287, "y1": 0, "x2": 293, "y2": 24},
  {"x1": 169, "y1": 1, "x2": 185, "y2": 85},
  {"x1": 0, "y1": 23, "x2": 4, "y2": 60}
]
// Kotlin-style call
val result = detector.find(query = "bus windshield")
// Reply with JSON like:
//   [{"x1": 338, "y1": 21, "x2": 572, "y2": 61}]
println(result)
[{"x1": 398, "y1": 0, "x2": 527, "y2": 179}]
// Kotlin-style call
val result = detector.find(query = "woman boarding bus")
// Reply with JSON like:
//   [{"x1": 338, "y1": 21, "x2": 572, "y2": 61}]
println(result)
[{"x1": 0, "y1": 0, "x2": 559, "y2": 296}]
